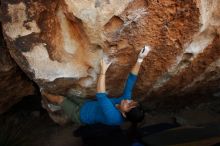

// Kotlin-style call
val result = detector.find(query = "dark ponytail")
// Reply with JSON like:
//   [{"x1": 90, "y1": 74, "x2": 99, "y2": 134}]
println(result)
[
  {"x1": 127, "y1": 122, "x2": 139, "y2": 141},
  {"x1": 125, "y1": 103, "x2": 145, "y2": 123},
  {"x1": 125, "y1": 103, "x2": 145, "y2": 142}
]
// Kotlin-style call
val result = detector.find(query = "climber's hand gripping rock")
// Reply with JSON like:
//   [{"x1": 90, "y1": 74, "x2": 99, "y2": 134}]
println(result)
[{"x1": 137, "y1": 45, "x2": 151, "y2": 63}]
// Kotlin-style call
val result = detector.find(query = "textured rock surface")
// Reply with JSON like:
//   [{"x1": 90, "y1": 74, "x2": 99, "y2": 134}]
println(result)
[
  {"x1": 0, "y1": 24, "x2": 35, "y2": 114},
  {"x1": 1, "y1": 0, "x2": 220, "y2": 122}
]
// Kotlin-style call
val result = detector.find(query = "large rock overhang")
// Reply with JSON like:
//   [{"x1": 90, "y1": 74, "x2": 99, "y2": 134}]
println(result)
[{"x1": 1, "y1": 0, "x2": 220, "y2": 118}]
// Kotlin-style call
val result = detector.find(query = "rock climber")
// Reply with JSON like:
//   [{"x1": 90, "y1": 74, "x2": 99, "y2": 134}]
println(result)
[{"x1": 41, "y1": 45, "x2": 151, "y2": 126}]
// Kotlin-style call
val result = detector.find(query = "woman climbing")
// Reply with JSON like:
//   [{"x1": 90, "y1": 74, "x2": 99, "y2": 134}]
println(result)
[{"x1": 42, "y1": 45, "x2": 151, "y2": 126}]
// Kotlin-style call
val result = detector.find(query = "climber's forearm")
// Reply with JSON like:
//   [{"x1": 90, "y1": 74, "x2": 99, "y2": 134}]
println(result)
[
  {"x1": 131, "y1": 60, "x2": 142, "y2": 75},
  {"x1": 97, "y1": 58, "x2": 111, "y2": 93},
  {"x1": 97, "y1": 74, "x2": 106, "y2": 93}
]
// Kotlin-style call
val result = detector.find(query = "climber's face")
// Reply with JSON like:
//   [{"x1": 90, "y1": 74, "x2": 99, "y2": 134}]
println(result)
[{"x1": 116, "y1": 99, "x2": 138, "y2": 115}]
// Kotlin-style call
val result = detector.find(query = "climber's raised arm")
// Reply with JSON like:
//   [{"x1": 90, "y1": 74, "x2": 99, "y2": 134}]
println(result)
[
  {"x1": 114, "y1": 45, "x2": 151, "y2": 102},
  {"x1": 96, "y1": 58, "x2": 112, "y2": 93}
]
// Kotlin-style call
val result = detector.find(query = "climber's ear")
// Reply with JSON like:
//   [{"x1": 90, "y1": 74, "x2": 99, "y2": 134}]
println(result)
[{"x1": 116, "y1": 104, "x2": 120, "y2": 109}]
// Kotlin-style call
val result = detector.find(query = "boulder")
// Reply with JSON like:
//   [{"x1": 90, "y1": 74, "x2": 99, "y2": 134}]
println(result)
[
  {"x1": 1, "y1": 0, "x2": 220, "y2": 123},
  {"x1": 0, "y1": 24, "x2": 35, "y2": 114}
]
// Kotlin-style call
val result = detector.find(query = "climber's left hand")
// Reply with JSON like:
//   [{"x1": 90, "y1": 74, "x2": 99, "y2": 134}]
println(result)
[{"x1": 100, "y1": 58, "x2": 112, "y2": 74}]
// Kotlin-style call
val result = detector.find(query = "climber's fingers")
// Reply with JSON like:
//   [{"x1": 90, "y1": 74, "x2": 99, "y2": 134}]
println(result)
[{"x1": 138, "y1": 45, "x2": 151, "y2": 58}]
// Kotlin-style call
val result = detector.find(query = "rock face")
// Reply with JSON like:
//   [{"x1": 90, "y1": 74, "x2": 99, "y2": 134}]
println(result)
[
  {"x1": 0, "y1": 24, "x2": 35, "y2": 114},
  {"x1": 1, "y1": 0, "x2": 220, "y2": 122}
]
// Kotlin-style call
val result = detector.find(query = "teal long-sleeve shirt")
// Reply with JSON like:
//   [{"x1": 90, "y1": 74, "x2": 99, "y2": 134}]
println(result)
[{"x1": 62, "y1": 73, "x2": 137, "y2": 125}]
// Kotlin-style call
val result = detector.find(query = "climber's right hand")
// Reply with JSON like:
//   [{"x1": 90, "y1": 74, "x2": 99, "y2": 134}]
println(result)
[
  {"x1": 137, "y1": 45, "x2": 151, "y2": 63},
  {"x1": 138, "y1": 45, "x2": 151, "y2": 59}
]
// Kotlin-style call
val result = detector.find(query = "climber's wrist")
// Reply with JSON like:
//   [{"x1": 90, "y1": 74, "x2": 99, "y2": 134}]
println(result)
[
  {"x1": 137, "y1": 57, "x2": 144, "y2": 63},
  {"x1": 100, "y1": 71, "x2": 106, "y2": 75}
]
